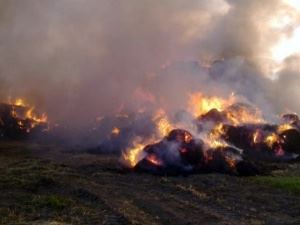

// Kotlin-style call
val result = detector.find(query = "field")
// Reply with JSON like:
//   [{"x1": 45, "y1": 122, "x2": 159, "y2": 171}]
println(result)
[{"x1": 0, "y1": 141, "x2": 299, "y2": 225}]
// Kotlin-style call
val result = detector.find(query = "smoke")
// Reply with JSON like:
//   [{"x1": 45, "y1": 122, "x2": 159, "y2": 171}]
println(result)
[{"x1": 0, "y1": 0, "x2": 300, "y2": 140}]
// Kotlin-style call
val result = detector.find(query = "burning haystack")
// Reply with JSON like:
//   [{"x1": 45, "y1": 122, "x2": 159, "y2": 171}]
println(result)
[
  {"x1": 120, "y1": 93, "x2": 300, "y2": 175},
  {"x1": 0, "y1": 99, "x2": 48, "y2": 139}
]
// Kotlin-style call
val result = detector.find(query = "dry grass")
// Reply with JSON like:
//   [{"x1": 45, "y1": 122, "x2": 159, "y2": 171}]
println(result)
[{"x1": 0, "y1": 141, "x2": 299, "y2": 225}]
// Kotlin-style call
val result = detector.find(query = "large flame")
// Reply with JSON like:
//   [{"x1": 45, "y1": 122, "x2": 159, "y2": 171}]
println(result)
[
  {"x1": 188, "y1": 92, "x2": 264, "y2": 125},
  {"x1": 122, "y1": 92, "x2": 260, "y2": 168},
  {"x1": 121, "y1": 90, "x2": 296, "y2": 170},
  {"x1": 188, "y1": 92, "x2": 235, "y2": 117}
]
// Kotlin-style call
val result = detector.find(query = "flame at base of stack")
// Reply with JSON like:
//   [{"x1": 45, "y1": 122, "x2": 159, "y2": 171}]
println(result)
[
  {"x1": 127, "y1": 129, "x2": 259, "y2": 176},
  {"x1": 121, "y1": 94, "x2": 300, "y2": 176}
]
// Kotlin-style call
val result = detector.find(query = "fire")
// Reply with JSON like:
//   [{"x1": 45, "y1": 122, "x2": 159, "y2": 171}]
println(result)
[
  {"x1": 121, "y1": 91, "x2": 299, "y2": 174},
  {"x1": 0, "y1": 97, "x2": 50, "y2": 138},
  {"x1": 25, "y1": 108, "x2": 48, "y2": 123},
  {"x1": 211, "y1": 123, "x2": 226, "y2": 137},
  {"x1": 188, "y1": 93, "x2": 235, "y2": 117},
  {"x1": 225, "y1": 157, "x2": 237, "y2": 169},
  {"x1": 122, "y1": 138, "x2": 148, "y2": 167},
  {"x1": 252, "y1": 130, "x2": 261, "y2": 144},
  {"x1": 156, "y1": 117, "x2": 174, "y2": 137},
  {"x1": 225, "y1": 105, "x2": 264, "y2": 125},
  {"x1": 264, "y1": 133, "x2": 279, "y2": 148},
  {"x1": 206, "y1": 123, "x2": 228, "y2": 148},
  {"x1": 208, "y1": 139, "x2": 228, "y2": 149},
  {"x1": 184, "y1": 132, "x2": 193, "y2": 143},
  {"x1": 277, "y1": 123, "x2": 293, "y2": 134},
  {"x1": 8, "y1": 97, "x2": 29, "y2": 108},
  {"x1": 146, "y1": 154, "x2": 162, "y2": 166},
  {"x1": 153, "y1": 109, "x2": 175, "y2": 138},
  {"x1": 14, "y1": 98, "x2": 26, "y2": 107},
  {"x1": 111, "y1": 127, "x2": 121, "y2": 136},
  {"x1": 188, "y1": 92, "x2": 264, "y2": 125},
  {"x1": 4, "y1": 97, "x2": 48, "y2": 131},
  {"x1": 122, "y1": 109, "x2": 175, "y2": 168}
]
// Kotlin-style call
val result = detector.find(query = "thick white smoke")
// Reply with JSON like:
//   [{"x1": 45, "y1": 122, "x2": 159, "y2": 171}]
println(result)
[{"x1": 0, "y1": 0, "x2": 299, "y2": 137}]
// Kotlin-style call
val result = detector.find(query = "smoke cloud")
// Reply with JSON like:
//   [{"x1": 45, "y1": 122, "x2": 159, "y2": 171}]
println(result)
[{"x1": 0, "y1": 0, "x2": 300, "y2": 139}]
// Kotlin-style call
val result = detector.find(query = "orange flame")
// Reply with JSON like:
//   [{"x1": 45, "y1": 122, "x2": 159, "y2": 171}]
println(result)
[
  {"x1": 188, "y1": 92, "x2": 235, "y2": 117},
  {"x1": 188, "y1": 92, "x2": 264, "y2": 125},
  {"x1": 25, "y1": 107, "x2": 48, "y2": 123},
  {"x1": 153, "y1": 109, "x2": 175, "y2": 138},
  {"x1": 277, "y1": 123, "x2": 293, "y2": 134},
  {"x1": 225, "y1": 105, "x2": 264, "y2": 125},
  {"x1": 14, "y1": 98, "x2": 26, "y2": 107},
  {"x1": 6, "y1": 98, "x2": 48, "y2": 131},
  {"x1": 264, "y1": 133, "x2": 279, "y2": 148},
  {"x1": 122, "y1": 137, "x2": 149, "y2": 167},
  {"x1": 206, "y1": 123, "x2": 228, "y2": 148}
]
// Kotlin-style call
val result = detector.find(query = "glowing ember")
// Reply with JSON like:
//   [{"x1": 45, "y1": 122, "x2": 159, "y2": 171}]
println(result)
[
  {"x1": 111, "y1": 127, "x2": 121, "y2": 136},
  {"x1": 184, "y1": 132, "x2": 193, "y2": 143},
  {"x1": 146, "y1": 154, "x2": 162, "y2": 166},
  {"x1": 225, "y1": 157, "x2": 237, "y2": 169}
]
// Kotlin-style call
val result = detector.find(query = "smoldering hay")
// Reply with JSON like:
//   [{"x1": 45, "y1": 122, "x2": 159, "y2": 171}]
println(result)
[{"x1": 0, "y1": 0, "x2": 300, "y2": 147}]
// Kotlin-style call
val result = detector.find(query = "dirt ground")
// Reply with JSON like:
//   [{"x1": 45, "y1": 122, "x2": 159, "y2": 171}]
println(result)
[{"x1": 0, "y1": 141, "x2": 299, "y2": 225}]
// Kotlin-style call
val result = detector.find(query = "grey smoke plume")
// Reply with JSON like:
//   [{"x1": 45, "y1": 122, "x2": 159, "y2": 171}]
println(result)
[{"x1": 0, "y1": 0, "x2": 299, "y2": 135}]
